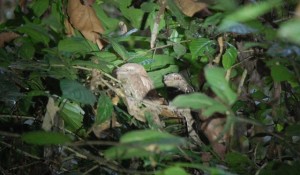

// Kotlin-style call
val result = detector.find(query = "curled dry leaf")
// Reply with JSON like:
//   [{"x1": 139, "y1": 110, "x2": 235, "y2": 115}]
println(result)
[
  {"x1": 42, "y1": 97, "x2": 60, "y2": 131},
  {"x1": 67, "y1": 0, "x2": 105, "y2": 43},
  {"x1": 0, "y1": 32, "x2": 19, "y2": 48},
  {"x1": 175, "y1": 0, "x2": 207, "y2": 17}
]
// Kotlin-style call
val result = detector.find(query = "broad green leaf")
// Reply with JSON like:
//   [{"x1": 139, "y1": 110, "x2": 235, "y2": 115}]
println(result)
[
  {"x1": 96, "y1": 92, "x2": 113, "y2": 124},
  {"x1": 148, "y1": 65, "x2": 179, "y2": 88},
  {"x1": 59, "y1": 101, "x2": 86, "y2": 136},
  {"x1": 71, "y1": 60, "x2": 111, "y2": 73},
  {"x1": 22, "y1": 131, "x2": 71, "y2": 145},
  {"x1": 205, "y1": 67, "x2": 237, "y2": 105},
  {"x1": 94, "y1": 52, "x2": 117, "y2": 62},
  {"x1": 222, "y1": 45, "x2": 238, "y2": 69},
  {"x1": 189, "y1": 38, "x2": 216, "y2": 60},
  {"x1": 211, "y1": 0, "x2": 238, "y2": 11},
  {"x1": 172, "y1": 93, "x2": 228, "y2": 116},
  {"x1": 18, "y1": 41, "x2": 35, "y2": 60},
  {"x1": 223, "y1": 0, "x2": 281, "y2": 23},
  {"x1": 17, "y1": 24, "x2": 50, "y2": 45},
  {"x1": 120, "y1": 130, "x2": 181, "y2": 143},
  {"x1": 278, "y1": 19, "x2": 300, "y2": 45},
  {"x1": 109, "y1": 39, "x2": 129, "y2": 60},
  {"x1": 60, "y1": 79, "x2": 96, "y2": 105},
  {"x1": 225, "y1": 152, "x2": 255, "y2": 175},
  {"x1": 120, "y1": 7, "x2": 144, "y2": 29},
  {"x1": 166, "y1": 0, "x2": 189, "y2": 27},
  {"x1": 130, "y1": 54, "x2": 175, "y2": 70},
  {"x1": 141, "y1": 2, "x2": 159, "y2": 12},
  {"x1": 118, "y1": 0, "x2": 132, "y2": 8},
  {"x1": 92, "y1": 4, "x2": 119, "y2": 31},
  {"x1": 156, "y1": 167, "x2": 188, "y2": 175},
  {"x1": 58, "y1": 37, "x2": 92, "y2": 53},
  {"x1": 271, "y1": 65, "x2": 293, "y2": 82},
  {"x1": 285, "y1": 124, "x2": 300, "y2": 136},
  {"x1": 203, "y1": 12, "x2": 223, "y2": 27},
  {"x1": 31, "y1": 0, "x2": 49, "y2": 17},
  {"x1": 173, "y1": 43, "x2": 187, "y2": 58},
  {"x1": 172, "y1": 93, "x2": 216, "y2": 109},
  {"x1": 105, "y1": 130, "x2": 184, "y2": 159}
]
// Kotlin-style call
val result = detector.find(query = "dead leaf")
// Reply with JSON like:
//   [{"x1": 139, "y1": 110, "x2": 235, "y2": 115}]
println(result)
[
  {"x1": 175, "y1": 0, "x2": 207, "y2": 17},
  {"x1": 67, "y1": 0, "x2": 105, "y2": 43},
  {"x1": 42, "y1": 97, "x2": 60, "y2": 131},
  {"x1": 0, "y1": 32, "x2": 19, "y2": 48},
  {"x1": 151, "y1": 0, "x2": 167, "y2": 48}
]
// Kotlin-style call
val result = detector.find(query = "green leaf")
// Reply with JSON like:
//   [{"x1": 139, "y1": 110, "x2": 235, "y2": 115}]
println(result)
[
  {"x1": 225, "y1": 152, "x2": 255, "y2": 174},
  {"x1": 189, "y1": 38, "x2": 216, "y2": 60},
  {"x1": 59, "y1": 101, "x2": 85, "y2": 135},
  {"x1": 96, "y1": 92, "x2": 113, "y2": 124},
  {"x1": 92, "y1": 4, "x2": 119, "y2": 31},
  {"x1": 173, "y1": 43, "x2": 187, "y2": 58},
  {"x1": 286, "y1": 124, "x2": 300, "y2": 136},
  {"x1": 130, "y1": 54, "x2": 175, "y2": 71},
  {"x1": 109, "y1": 39, "x2": 129, "y2": 60},
  {"x1": 31, "y1": 0, "x2": 49, "y2": 17},
  {"x1": 156, "y1": 167, "x2": 188, "y2": 175},
  {"x1": 22, "y1": 131, "x2": 71, "y2": 145},
  {"x1": 141, "y1": 2, "x2": 159, "y2": 12},
  {"x1": 222, "y1": 46, "x2": 238, "y2": 69},
  {"x1": 60, "y1": 79, "x2": 96, "y2": 105},
  {"x1": 17, "y1": 24, "x2": 50, "y2": 45},
  {"x1": 71, "y1": 60, "x2": 111, "y2": 73},
  {"x1": 166, "y1": 0, "x2": 189, "y2": 27},
  {"x1": 172, "y1": 93, "x2": 215, "y2": 109},
  {"x1": 118, "y1": 0, "x2": 132, "y2": 8},
  {"x1": 18, "y1": 41, "x2": 35, "y2": 60},
  {"x1": 148, "y1": 65, "x2": 179, "y2": 88},
  {"x1": 120, "y1": 7, "x2": 144, "y2": 29},
  {"x1": 223, "y1": 0, "x2": 281, "y2": 23},
  {"x1": 205, "y1": 67, "x2": 237, "y2": 105},
  {"x1": 278, "y1": 19, "x2": 300, "y2": 45},
  {"x1": 104, "y1": 130, "x2": 184, "y2": 159},
  {"x1": 271, "y1": 65, "x2": 293, "y2": 82},
  {"x1": 58, "y1": 37, "x2": 92, "y2": 53},
  {"x1": 171, "y1": 93, "x2": 228, "y2": 116}
]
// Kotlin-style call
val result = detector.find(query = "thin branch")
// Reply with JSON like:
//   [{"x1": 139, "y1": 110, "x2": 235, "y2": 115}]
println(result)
[{"x1": 0, "y1": 141, "x2": 41, "y2": 160}]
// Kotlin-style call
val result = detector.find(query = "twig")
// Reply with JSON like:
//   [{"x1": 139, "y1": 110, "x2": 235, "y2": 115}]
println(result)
[
  {"x1": 8, "y1": 161, "x2": 40, "y2": 171},
  {"x1": 237, "y1": 69, "x2": 247, "y2": 95},
  {"x1": 71, "y1": 146, "x2": 155, "y2": 175},
  {"x1": 0, "y1": 131, "x2": 20, "y2": 138},
  {"x1": 0, "y1": 141, "x2": 41, "y2": 160},
  {"x1": 72, "y1": 66, "x2": 120, "y2": 83},
  {"x1": 0, "y1": 115, "x2": 35, "y2": 120},
  {"x1": 83, "y1": 165, "x2": 99, "y2": 175}
]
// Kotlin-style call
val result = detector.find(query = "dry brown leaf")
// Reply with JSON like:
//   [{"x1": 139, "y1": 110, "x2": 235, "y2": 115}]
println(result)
[
  {"x1": 67, "y1": 0, "x2": 105, "y2": 43},
  {"x1": 150, "y1": 0, "x2": 167, "y2": 48},
  {"x1": 42, "y1": 97, "x2": 60, "y2": 131},
  {"x1": 0, "y1": 32, "x2": 19, "y2": 48},
  {"x1": 175, "y1": 0, "x2": 207, "y2": 17}
]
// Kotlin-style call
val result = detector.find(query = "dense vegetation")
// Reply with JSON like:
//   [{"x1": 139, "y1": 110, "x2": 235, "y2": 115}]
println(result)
[{"x1": 1, "y1": 0, "x2": 300, "y2": 174}]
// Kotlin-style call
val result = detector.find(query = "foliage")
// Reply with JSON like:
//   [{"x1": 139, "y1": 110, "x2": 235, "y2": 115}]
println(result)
[{"x1": 1, "y1": 0, "x2": 300, "y2": 174}]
